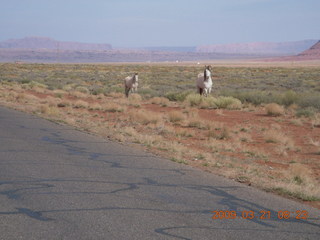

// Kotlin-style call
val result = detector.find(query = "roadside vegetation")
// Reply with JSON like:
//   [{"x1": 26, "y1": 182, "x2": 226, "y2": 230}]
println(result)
[{"x1": 0, "y1": 62, "x2": 319, "y2": 206}]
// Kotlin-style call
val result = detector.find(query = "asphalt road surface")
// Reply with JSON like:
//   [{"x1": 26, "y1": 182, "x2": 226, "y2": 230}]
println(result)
[{"x1": 0, "y1": 106, "x2": 319, "y2": 240}]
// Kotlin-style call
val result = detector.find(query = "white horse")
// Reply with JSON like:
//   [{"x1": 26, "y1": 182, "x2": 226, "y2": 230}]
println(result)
[
  {"x1": 196, "y1": 65, "x2": 212, "y2": 96},
  {"x1": 124, "y1": 73, "x2": 139, "y2": 97}
]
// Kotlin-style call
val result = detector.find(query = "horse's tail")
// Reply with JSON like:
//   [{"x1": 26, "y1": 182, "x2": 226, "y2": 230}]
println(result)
[{"x1": 199, "y1": 88, "x2": 203, "y2": 96}]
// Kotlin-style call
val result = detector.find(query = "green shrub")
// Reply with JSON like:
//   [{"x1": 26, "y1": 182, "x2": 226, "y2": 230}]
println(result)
[
  {"x1": 296, "y1": 107, "x2": 316, "y2": 118},
  {"x1": 184, "y1": 94, "x2": 241, "y2": 109},
  {"x1": 221, "y1": 90, "x2": 271, "y2": 106},
  {"x1": 28, "y1": 81, "x2": 48, "y2": 89},
  {"x1": 214, "y1": 96, "x2": 242, "y2": 109},
  {"x1": 280, "y1": 90, "x2": 300, "y2": 106},
  {"x1": 165, "y1": 91, "x2": 192, "y2": 102},
  {"x1": 185, "y1": 94, "x2": 203, "y2": 107},
  {"x1": 91, "y1": 88, "x2": 105, "y2": 95},
  {"x1": 298, "y1": 94, "x2": 320, "y2": 110},
  {"x1": 75, "y1": 86, "x2": 89, "y2": 94}
]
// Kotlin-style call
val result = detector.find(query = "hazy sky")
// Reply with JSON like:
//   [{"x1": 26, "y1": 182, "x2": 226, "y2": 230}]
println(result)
[{"x1": 1, "y1": 0, "x2": 319, "y2": 47}]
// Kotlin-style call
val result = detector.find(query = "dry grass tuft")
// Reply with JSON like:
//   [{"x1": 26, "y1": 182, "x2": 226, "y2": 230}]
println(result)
[
  {"x1": 207, "y1": 127, "x2": 231, "y2": 140},
  {"x1": 150, "y1": 97, "x2": 170, "y2": 106},
  {"x1": 88, "y1": 102, "x2": 103, "y2": 110},
  {"x1": 265, "y1": 103, "x2": 285, "y2": 116},
  {"x1": 168, "y1": 111, "x2": 185, "y2": 123},
  {"x1": 271, "y1": 163, "x2": 320, "y2": 200},
  {"x1": 107, "y1": 92, "x2": 123, "y2": 98},
  {"x1": 70, "y1": 91, "x2": 88, "y2": 98},
  {"x1": 102, "y1": 102, "x2": 126, "y2": 112},
  {"x1": 129, "y1": 109, "x2": 163, "y2": 125},
  {"x1": 75, "y1": 86, "x2": 90, "y2": 94},
  {"x1": 73, "y1": 100, "x2": 89, "y2": 109},
  {"x1": 128, "y1": 93, "x2": 142, "y2": 102},
  {"x1": 264, "y1": 129, "x2": 295, "y2": 152},
  {"x1": 39, "y1": 105, "x2": 60, "y2": 116},
  {"x1": 311, "y1": 113, "x2": 320, "y2": 128},
  {"x1": 310, "y1": 138, "x2": 320, "y2": 154}
]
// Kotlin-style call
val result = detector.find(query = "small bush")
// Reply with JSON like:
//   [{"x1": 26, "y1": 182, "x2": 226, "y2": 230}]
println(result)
[
  {"x1": 293, "y1": 176, "x2": 303, "y2": 185},
  {"x1": 265, "y1": 103, "x2": 285, "y2": 116}
]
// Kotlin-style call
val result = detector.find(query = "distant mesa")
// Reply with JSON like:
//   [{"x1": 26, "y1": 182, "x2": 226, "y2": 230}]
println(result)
[
  {"x1": 267, "y1": 40, "x2": 320, "y2": 61},
  {"x1": 0, "y1": 36, "x2": 112, "y2": 51},
  {"x1": 297, "y1": 40, "x2": 320, "y2": 59},
  {"x1": 196, "y1": 40, "x2": 317, "y2": 56},
  {"x1": 0, "y1": 36, "x2": 319, "y2": 63}
]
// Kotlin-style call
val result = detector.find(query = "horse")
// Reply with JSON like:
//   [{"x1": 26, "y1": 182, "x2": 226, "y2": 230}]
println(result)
[
  {"x1": 124, "y1": 73, "x2": 139, "y2": 97},
  {"x1": 196, "y1": 65, "x2": 213, "y2": 96}
]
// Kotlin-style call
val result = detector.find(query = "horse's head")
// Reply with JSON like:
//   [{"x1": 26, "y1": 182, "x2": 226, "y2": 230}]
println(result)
[
  {"x1": 133, "y1": 73, "x2": 138, "y2": 82},
  {"x1": 204, "y1": 66, "x2": 212, "y2": 81}
]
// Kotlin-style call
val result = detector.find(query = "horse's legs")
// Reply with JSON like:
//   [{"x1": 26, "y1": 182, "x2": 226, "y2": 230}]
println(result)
[
  {"x1": 125, "y1": 87, "x2": 130, "y2": 97},
  {"x1": 203, "y1": 88, "x2": 208, "y2": 97},
  {"x1": 199, "y1": 87, "x2": 203, "y2": 96}
]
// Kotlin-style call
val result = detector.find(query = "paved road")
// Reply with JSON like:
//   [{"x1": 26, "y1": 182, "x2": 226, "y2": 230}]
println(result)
[{"x1": 0, "y1": 106, "x2": 319, "y2": 240}]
